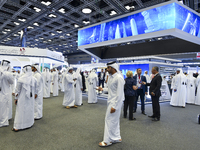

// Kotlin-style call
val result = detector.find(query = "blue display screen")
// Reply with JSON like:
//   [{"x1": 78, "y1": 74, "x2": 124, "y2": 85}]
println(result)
[
  {"x1": 175, "y1": 4, "x2": 200, "y2": 37},
  {"x1": 120, "y1": 64, "x2": 149, "y2": 79},
  {"x1": 78, "y1": 3, "x2": 200, "y2": 46}
]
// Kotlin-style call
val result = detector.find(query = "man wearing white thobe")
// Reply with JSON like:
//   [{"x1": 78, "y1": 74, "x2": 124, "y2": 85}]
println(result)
[
  {"x1": 170, "y1": 68, "x2": 187, "y2": 107},
  {"x1": 0, "y1": 60, "x2": 14, "y2": 127},
  {"x1": 88, "y1": 69, "x2": 98, "y2": 104},
  {"x1": 62, "y1": 67, "x2": 77, "y2": 109},
  {"x1": 12, "y1": 65, "x2": 37, "y2": 131},
  {"x1": 50, "y1": 69, "x2": 54, "y2": 94},
  {"x1": 32, "y1": 64, "x2": 44, "y2": 120},
  {"x1": 195, "y1": 75, "x2": 200, "y2": 105},
  {"x1": 144, "y1": 71, "x2": 151, "y2": 83},
  {"x1": 42, "y1": 68, "x2": 50, "y2": 98},
  {"x1": 74, "y1": 68, "x2": 83, "y2": 106},
  {"x1": 98, "y1": 61, "x2": 125, "y2": 147},
  {"x1": 186, "y1": 72, "x2": 196, "y2": 104},
  {"x1": 52, "y1": 68, "x2": 59, "y2": 96}
]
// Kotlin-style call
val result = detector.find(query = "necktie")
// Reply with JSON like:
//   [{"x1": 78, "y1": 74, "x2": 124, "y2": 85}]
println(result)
[{"x1": 139, "y1": 75, "x2": 140, "y2": 79}]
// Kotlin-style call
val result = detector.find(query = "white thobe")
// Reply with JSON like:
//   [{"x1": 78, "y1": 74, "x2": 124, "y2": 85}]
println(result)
[
  {"x1": 13, "y1": 77, "x2": 37, "y2": 130},
  {"x1": 186, "y1": 74, "x2": 196, "y2": 104},
  {"x1": 75, "y1": 74, "x2": 83, "y2": 106},
  {"x1": 58, "y1": 74, "x2": 62, "y2": 90},
  {"x1": 103, "y1": 73, "x2": 125, "y2": 143},
  {"x1": 53, "y1": 71, "x2": 58, "y2": 96},
  {"x1": 62, "y1": 73, "x2": 75, "y2": 107},
  {"x1": 170, "y1": 75, "x2": 180, "y2": 106},
  {"x1": 170, "y1": 74, "x2": 187, "y2": 107},
  {"x1": 51, "y1": 72, "x2": 53, "y2": 93},
  {"x1": 33, "y1": 72, "x2": 43, "y2": 119},
  {"x1": 0, "y1": 71, "x2": 14, "y2": 127},
  {"x1": 49, "y1": 73, "x2": 52, "y2": 95},
  {"x1": 195, "y1": 76, "x2": 200, "y2": 105},
  {"x1": 144, "y1": 74, "x2": 151, "y2": 83},
  {"x1": 42, "y1": 71, "x2": 50, "y2": 98},
  {"x1": 88, "y1": 72, "x2": 98, "y2": 103}
]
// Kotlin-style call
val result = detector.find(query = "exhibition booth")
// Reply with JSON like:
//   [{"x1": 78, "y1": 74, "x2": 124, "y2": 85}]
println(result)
[{"x1": 0, "y1": 46, "x2": 66, "y2": 71}]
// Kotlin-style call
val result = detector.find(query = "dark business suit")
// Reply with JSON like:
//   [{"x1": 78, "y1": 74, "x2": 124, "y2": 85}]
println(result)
[
  {"x1": 98, "y1": 72, "x2": 105, "y2": 88},
  {"x1": 146, "y1": 73, "x2": 162, "y2": 119},
  {"x1": 133, "y1": 75, "x2": 147, "y2": 112}
]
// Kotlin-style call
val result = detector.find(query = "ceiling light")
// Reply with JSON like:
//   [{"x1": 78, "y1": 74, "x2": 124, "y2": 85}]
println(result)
[
  {"x1": 125, "y1": 5, "x2": 135, "y2": 10},
  {"x1": 39, "y1": 37, "x2": 44, "y2": 39},
  {"x1": 13, "y1": 34, "x2": 19, "y2": 36},
  {"x1": 18, "y1": 31, "x2": 21, "y2": 34},
  {"x1": 28, "y1": 26, "x2": 34, "y2": 29},
  {"x1": 33, "y1": 7, "x2": 41, "y2": 12},
  {"x1": 127, "y1": 42, "x2": 130, "y2": 44},
  {"x1": 35, "y1": 39, "x2": 39, "y2": 41},
  {"x1": 18, "y1": 18, "x2": 26, "y2": 22},
  {"x1": 5, "y1": 29, "x2": 11, "y2": 31},
  {"x1": 4, "y1": 39, "x2": 8, "y2": 41},
  {"x1": 110, "y1": 10, "x2": 117, "y2": 16},
  {"x1": 66, "y1": 33, "x2": 70, "y2": 36},
  {"x1": 60, "y1": 36, "x2": 64, "y2": 38},
  {"x1": 2, "y1": 31, "x2": 7, "y2": 34},
  {"x1": 56, "y1": 48, "x2": 58, "y2": 49},
  {"x1": 74, "y1": 24, "x2": 79, "y2": 28},
  {"x1": 7, "y1": 38, "x2": 11, "y2": 40},
  {"x1": 14, "y1": 22, "x2": 20, "y2": 25},
  {"x1": 77, "y1": 48, "x2": 79, "y2": 50},
  {"x1": 59, "y1": 44, "x2": 62, "y2": 46},
  {"x1": 63, "y1": 51, "x2": 65, "y2": 52},
  {"x1": 33, "y1": 22, "x2": 39, "y2": 26},
  {"x1": 82, "y1": 8, "x2": 92, "y2": 14},
  {"x1": 48, "y1": 39, "x2": 52, "y2": 41},
  {"x1": 76, "y1": 41, "x2": 78, "y2": 43},
  {"x1": 51, "y1": 33, "x2": 55, "y2": 36},
  {"x1": 1, "y1": 42, "x2": 5, "y2": 43},
  {"x1": 48, "y1": 14, "x2": 57, "y2": 18},
  {"x1": 70, "y1": 45, "x2": 73, "y2": 47},
  {"x1": 57, "y1": 30, "x2": 62, "y2": 33},
  {"x1": 58, "y1": 8, "x2": 65, "y2": 13},
  {"x1": 83, "y1": 21, "x2": 90, "y2": 24},
  {"x1": 158, "y1": 37, "x2": 162, "y2": 40},
  {"x1": 41, "y1": 1, "x2": 51, "y2": 6}
]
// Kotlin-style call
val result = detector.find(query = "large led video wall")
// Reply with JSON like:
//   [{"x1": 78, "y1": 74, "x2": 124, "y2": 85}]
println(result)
[
  {"x1": 120, "y1": 64, "x2": 149, "y2": 79},
  {"x1": 78, "y1": 3, "x2": 200, "y2": 46}
]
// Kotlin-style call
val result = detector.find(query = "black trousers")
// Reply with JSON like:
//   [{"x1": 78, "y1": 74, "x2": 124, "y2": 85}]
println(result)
[
  {"x1": 134, "y1": 89, "x2": 145, "y2": 112},
  {"x1": 124, "y1": 96, "x2": 135, "y2": 120},
  {"x1": 99, "y1": 80, "x2": 104, "y2": 88},
  {"x1": 151, "y1": 96, "x2": 160, "y2": 119}
]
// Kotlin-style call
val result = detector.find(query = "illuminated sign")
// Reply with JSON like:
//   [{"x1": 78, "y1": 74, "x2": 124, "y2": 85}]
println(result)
[{"x1": 78, "y1": 3, "x2": 200, "y2": 46}]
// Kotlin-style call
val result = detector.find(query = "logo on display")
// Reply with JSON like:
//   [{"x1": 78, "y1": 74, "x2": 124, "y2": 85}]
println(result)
[
  {"x1": 20, "y1": 48, "x2": 26, "y2": 55},
  {"x1": 197, "y1": 53, "x2": 200, "y2": 58}
]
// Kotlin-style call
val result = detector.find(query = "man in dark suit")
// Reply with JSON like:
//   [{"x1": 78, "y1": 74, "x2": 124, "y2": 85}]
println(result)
[
  {"x1": 145, "y1": 66, "x2": 162, "y2": 121},
  {"x1": 98, "y1": 69, "x2": 105, "y2": 88},
  {"x1": 133, "y1": 68, "x2": 148, "y2": 115}
]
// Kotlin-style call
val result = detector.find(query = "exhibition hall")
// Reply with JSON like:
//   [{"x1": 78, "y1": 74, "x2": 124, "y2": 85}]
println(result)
[{"x1": 0, "y1": 0, "x2": 200, "y2": 149}]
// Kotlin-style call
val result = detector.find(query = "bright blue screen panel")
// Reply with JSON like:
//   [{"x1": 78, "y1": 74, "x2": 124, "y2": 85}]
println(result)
[
  {"x1": 175, "y1": 4, "x2": 200, "y2": 37},
  {"x1": 120, "y1": 64, "x2": 149, "y2": 79},
  {"x1": 78, "y1": 3, "x2": 200, "y2": 46}
]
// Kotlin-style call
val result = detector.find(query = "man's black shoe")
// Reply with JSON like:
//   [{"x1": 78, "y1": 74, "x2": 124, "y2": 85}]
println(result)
[
  {"x1": 152, "y1": 118, "x2": 160, "y2": 121},
  {"x1": 148, "y1": 115, "x2": 155, "y2": 118},
  {"x1": 142, "y1": 111, "x2": 146, "y2": 115}
]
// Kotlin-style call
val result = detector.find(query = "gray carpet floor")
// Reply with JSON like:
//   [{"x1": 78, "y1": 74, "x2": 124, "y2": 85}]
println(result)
[{"x1": 0, "y1": 92, "x2": 200, "y2": 150}]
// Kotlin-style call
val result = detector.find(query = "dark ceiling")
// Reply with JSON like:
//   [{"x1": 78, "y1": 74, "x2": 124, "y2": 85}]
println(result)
[{"x1": 0, "y1": 0, "x2": 199, "y2": 57}]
